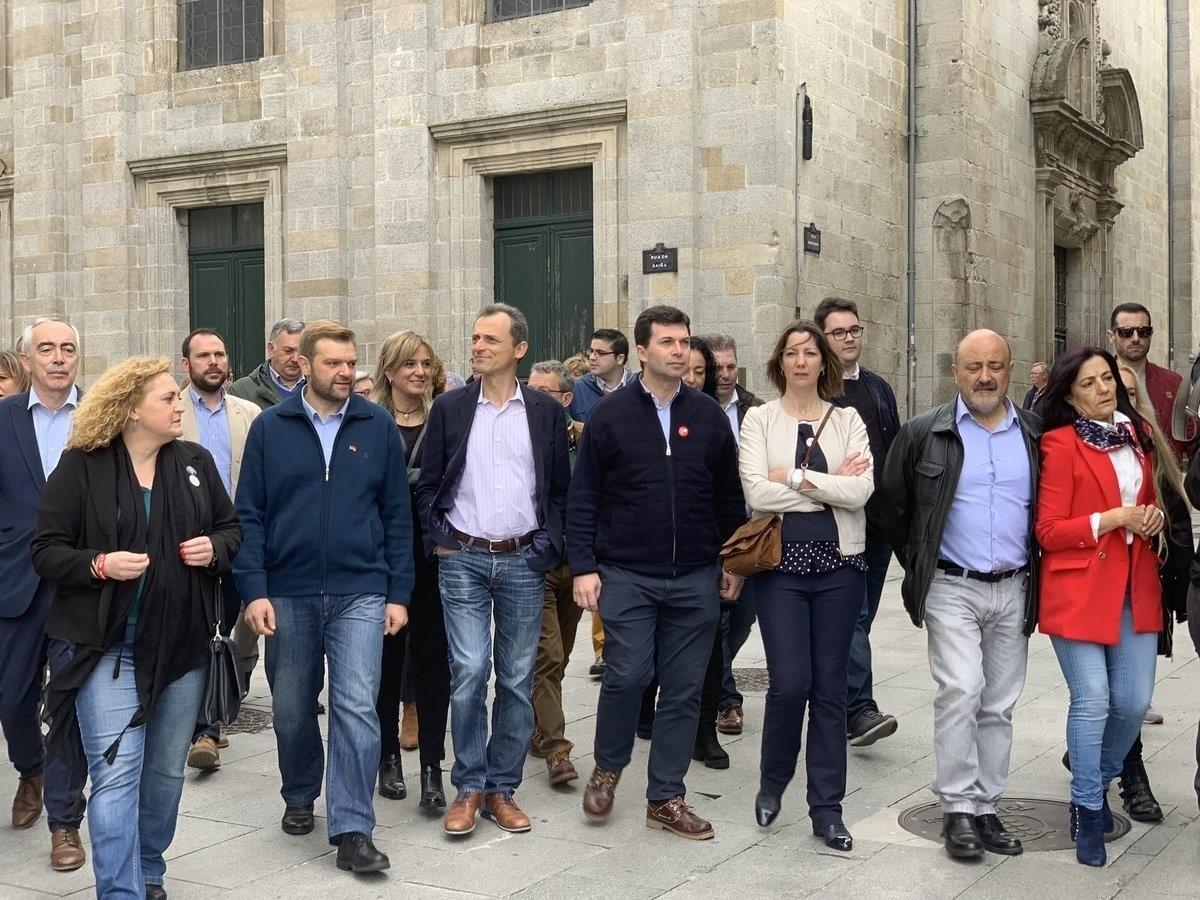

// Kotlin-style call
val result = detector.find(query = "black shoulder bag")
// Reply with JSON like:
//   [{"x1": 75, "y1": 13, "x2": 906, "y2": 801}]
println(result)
[{"x1": 201, "y1": 578, "x2": 244, "y2": 727}]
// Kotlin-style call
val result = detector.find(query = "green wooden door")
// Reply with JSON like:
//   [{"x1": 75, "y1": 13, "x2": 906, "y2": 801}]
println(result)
[
  {"x1": 493, "y1": 169, "x2": 593, "y2": 374},
  {"x1": 187, "y1": 204, "x2": 265, "y2": 380}
]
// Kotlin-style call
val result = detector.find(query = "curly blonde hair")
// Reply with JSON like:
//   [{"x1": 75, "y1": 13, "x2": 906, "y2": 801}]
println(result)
[
  {"x1": 0, "y1": 350, "x2": 29, "y2": 394},
  {"x1": 69, "y1": 357, "x2": 173, "y2": 452}
]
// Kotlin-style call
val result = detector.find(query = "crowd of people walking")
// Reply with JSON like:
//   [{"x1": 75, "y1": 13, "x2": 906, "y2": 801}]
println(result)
[{"x1": 1, "y1": 296, "x2": 1199, "y2": 896}]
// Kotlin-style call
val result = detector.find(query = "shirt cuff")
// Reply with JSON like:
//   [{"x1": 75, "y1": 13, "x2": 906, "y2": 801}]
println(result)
[{"x1": 1089, "y1": 512, "x2": 1101, "y2": 542}]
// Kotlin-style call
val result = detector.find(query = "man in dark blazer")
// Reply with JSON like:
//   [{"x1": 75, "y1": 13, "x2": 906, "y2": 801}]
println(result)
[
  {"x1": 0, "y1": 316, "x2": 87, "y2": 871},
  {"x1": 416, "y1": 303, "x2": 569, "y2": 838}
]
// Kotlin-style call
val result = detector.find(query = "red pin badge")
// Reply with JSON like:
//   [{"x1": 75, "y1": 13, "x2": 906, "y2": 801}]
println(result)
[{"x1": 678, "y1": 426, "x2": 689, "y2": 438}]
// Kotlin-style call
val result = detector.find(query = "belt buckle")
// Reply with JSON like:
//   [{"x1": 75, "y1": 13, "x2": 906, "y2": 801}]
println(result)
[{"x1": 488, "y1": 538, "x2": 503, "y2": 553}]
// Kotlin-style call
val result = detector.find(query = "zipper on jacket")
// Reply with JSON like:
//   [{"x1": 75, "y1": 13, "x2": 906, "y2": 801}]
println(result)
[{"x1": 300, "y1": 417, "x2": 339, "y2": 596}]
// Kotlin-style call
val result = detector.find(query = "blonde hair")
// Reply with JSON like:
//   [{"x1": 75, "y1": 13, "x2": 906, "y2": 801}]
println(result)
[
  {"x1": 563, "y1": 353, "x2": 588, "y2": 378},
  {"x1": 371, "y1": 330, "x2": 445, "y2": 416},
  {"x1": 69, "y1": 357, "x2": 173, "y2": 452},
  {"x1": 1118, "y1": 364, "x2": 1185, "y2": 502},
  {"x1": 0, "y1": 350, "x2": 29, "y2": 393}
]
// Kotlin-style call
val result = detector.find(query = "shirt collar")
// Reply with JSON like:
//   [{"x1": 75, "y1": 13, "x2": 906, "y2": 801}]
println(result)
[
  {"x1": 190, "y1": 385, "x2": 226, "y2": 412},
  {"x1": 954, "y1": 394, "x2": 1017, "y2": 429},
  {"x1": 639, "y1": 375, "x2": 682, "y2": 409},
  {"x1": 301, "y1": 390, "x2": 349, "y2": 423},
  {"x1": 269, "y1": 365, "x2": 303, "y2": 392},
  {"x1": 720, "y1": 389, "x2": 738, "y2": 411},
  {"x1": 475, "y1": 380, "x2": 525, "y2": 406},
  {"x1": 28, "y1": 384, "x2": 79, "y2": 412},
  {"x1": 843, "y1": 364, "x2": 861, "y2": 380},
  {"x1": 1092, "y1": 410, "x2": 1132, "y2": 431}
]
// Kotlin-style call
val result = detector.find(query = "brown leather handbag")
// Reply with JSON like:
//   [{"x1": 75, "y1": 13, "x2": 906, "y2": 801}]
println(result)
[{"x1": 719, "y1": 405, "x2": 836, "y2": 578}]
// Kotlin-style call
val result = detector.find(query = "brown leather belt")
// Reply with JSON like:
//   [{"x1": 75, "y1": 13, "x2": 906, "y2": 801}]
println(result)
[{"x1": 450, "y1": 527, "x2": 536, "y2": 554}]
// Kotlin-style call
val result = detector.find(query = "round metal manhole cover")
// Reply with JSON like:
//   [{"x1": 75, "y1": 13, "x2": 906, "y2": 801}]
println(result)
[
  {"x1": 897, "y1": 798, "x2": 1130, "y2": 851},
  {"x1": 224, "y1": 706, "x2": 273, "y2": 735},
  {"x1": 731, "y1": 667, "x2": 770, "y2": 693}
]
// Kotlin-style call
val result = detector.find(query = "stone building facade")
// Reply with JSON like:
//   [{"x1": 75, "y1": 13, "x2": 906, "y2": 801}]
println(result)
[{"x1": 0, "y1": 0, "x2": 1196, "y2": 410}]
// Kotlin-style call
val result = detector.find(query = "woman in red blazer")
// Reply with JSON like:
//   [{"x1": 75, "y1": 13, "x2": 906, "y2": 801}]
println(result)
[{"x1": 1035, "y1": 348, "x2": 1166, "y2": 867}]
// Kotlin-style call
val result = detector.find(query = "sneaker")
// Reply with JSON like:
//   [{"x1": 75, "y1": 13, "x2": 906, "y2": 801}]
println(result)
[
  {"x1": 847, "y1": 709, "x2": 898, "y2": 747},
  {"x1": 1143, "y1": 705, "x2": 1164, "y2": 725},
  {"x1": 186, "y1": 735, "x2": 220, "y2": 771}
]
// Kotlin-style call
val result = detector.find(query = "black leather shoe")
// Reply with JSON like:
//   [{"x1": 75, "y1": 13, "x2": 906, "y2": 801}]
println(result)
[
  {"x1": 813, "y1": 821, "x2": 853, "y2": 851},
  {"x1": 281, "y1": 804, "x2": 315, "y2": 835},
  {"x1": 975, "y1": 814, "x2": 1023, "y2": 855},
  {"x1": 378, "y1": 753, "x2": 406, "y2": 800},
  {"x1": 334, "y1": 832, "x2": 390, "y2": 873},
  {"x1": 691, "y1": 726, "x2": 730, "y2": 770},
  {"x1": 942, "y1": 812, "x2": 984, "y2": 860},
  {"x1": 754, "y1": 793, "x2": 781, "y2": 827},
  {"x1": 589, "y1": 657, "x2": 606, "y2": 680},
  {"x1": 420, "y1": 765, "x2": 446, "y2": 810},
  {"x1": 1119, "y1": 775, "x2": 1163, "y2": 822},
  {"x1": 145, "y1": 885, "x2": 167, "y2": 900}
]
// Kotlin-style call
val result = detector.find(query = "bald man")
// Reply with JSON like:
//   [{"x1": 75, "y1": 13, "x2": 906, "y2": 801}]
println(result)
[{"x1": 881, "y1": 330, "x2": 1042, "y2": 861}]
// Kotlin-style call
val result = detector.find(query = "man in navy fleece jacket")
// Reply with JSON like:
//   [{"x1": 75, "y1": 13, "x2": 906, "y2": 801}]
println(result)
[
  {"x1": 235, "y1": 320, "x2": 413, "y2": 874},
  {"x1": 568, "y1": 305, "x2": 745, "y2": 841}
]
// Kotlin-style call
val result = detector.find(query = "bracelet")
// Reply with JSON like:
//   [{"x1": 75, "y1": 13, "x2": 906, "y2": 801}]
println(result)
[{"x1": 96, "y1": 553, "x2": 108, "y2": 580}]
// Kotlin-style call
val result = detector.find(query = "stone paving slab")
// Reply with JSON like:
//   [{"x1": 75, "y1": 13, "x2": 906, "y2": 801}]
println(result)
[{"x1": 4, "y1": 571, "x2": 1200, "y2": 898}]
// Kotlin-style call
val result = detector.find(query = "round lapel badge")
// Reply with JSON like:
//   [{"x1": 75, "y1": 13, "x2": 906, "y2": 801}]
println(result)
[
  {"x1": 188, "y1": 474, "x2": 201, "y2": 487},
  {"x1": 678, "y1": 425, "x2": 689, "y2": 438}
]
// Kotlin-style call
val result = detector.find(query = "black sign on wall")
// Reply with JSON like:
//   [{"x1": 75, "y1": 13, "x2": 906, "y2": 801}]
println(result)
[
  {"x1": 642, "y1": 243, "x2": 678, "y2": 274},
  {"x1": 803, "y1": 223, "x2": 822, "y2": 255}
]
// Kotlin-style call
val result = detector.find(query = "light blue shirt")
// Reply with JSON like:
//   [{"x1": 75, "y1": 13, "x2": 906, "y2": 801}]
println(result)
[
  {"x1": 640, "y1": 376, "x2": 681, "y2": 446},
  {"x1": 301, "y1": 391, "x2": 349, "y2": 472},
  {"x1": 269, "y1": 365, "x2": 304, "y2": 399},
  {"x1": 28, "y1": 386, "x2": 79, "y2": 480},
  {"x1": 190, "y1": 387, "x2": 233, "y2": 496},
  {"x1": 939, "y1": 396, "x2": 1032, "y2": 572}
]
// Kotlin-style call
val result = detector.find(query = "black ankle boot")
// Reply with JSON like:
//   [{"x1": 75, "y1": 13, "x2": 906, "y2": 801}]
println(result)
[
  {"x1": 378, "y1": 753, "x2": 406, "y2": 800},
  {"x1": 419, "y1": 765, "x2": 446, "y2": 810},
  {"x1": 691, "y1": 725, "x2": 729, "y2": 770},
  {"x1": 1119, "y1": 758, "x2": 1163, "y2": 822}
]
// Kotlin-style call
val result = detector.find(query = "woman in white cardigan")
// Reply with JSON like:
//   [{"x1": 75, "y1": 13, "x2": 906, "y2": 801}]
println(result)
[{"x1": 739, "y1": 321, "x2": 873, "y2": 851}]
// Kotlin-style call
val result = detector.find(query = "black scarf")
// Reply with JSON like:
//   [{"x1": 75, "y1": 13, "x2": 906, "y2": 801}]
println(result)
[{"x1": 44, "y1": 439, "x2": 217, "y2": 768}]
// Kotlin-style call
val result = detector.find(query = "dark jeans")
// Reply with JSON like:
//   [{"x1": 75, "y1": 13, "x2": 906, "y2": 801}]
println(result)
[
  {"x1": 718, "y1": 578, "x2": 757, "y2": 710},
  {"x1": 377, "y1": 631, "x2": 407, "y2": 758},
  {"x1": 846, "y1": 538, "x2": 893, "y2": 722},
  {"x1": 757, "y1": 565, "x2": 862, "y2": 827},
  {"x1": 593, "y1": 563, "x2": 720, "y2": 802},
  {"x1": 0, "y1": 585, "x2": 87, "y2": 832}
]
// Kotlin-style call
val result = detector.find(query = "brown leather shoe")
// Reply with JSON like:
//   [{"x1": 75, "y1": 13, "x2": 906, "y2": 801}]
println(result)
[
  {"x1": 216, "y1": 728, "x2": 230, "y2": 749},
  {"x1": 50, "y1": 826, "x2": 86, "y2": 871},
  {"x1": 186, "y1": 735, "x2": 220, "y2": 771},
  {"x1": 582, "y1": 766, "x2": 620, "y2": 822},
  {"x1": 443, "y1": 791, "x2": 483, "y2": 835},
  {"x1": 546, "y1": 751, "x2": 579, "y2": 786},
  {"x1": 646, "y1": 796, "x2": 714, "y2": 840},
  {"x1": 12, "y1": 774, "x2": 43, "y2": 829},
  {"x1": 400, "y1": 702, "x2": 419, "y2": 751},
  {"x1": 716, "y1": 705, "x2": 744, "y2": 735},
  {"x1": 483, "y1": 793, "x2": 532, "y2": 833}
]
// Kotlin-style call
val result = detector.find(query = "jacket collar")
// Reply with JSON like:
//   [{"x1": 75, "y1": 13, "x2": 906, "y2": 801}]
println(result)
[{"x1": 275, "y1": 390, "x2": 373, "y2": 420}]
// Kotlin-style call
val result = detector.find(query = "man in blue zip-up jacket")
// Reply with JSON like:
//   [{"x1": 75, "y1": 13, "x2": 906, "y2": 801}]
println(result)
[
  {"x1": 236, "y1": 320, "x2": 413, "y2": 875},
  {"x1": 568, "y1": 306, "x2": 746, "y2": 841}
]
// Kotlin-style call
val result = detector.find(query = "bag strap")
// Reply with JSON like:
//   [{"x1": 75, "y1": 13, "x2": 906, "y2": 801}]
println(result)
[
  {"x1": 408, "y1": 422, "x2": 427, "y2": 463},
  {"x1": 799, "y1": 404, "x2": 836, "y2": 470}
]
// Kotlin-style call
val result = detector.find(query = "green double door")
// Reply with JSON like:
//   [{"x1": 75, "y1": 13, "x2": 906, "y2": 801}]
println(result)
[
  {"x1": 493, "y1": 168, "x2": 594, "y2": 375},
  {"x1": 187, "y1": 204, "x2": 265, "y2": 380}
]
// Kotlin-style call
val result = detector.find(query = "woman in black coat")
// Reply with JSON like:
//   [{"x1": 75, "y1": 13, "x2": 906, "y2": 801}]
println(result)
[{"x1": 32, "y1": 357, "x2": 240, "y2": 900}]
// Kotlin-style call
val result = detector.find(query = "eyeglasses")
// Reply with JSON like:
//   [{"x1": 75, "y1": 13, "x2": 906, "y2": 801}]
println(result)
[
  {"x1": 534, "y1": 386, "x2": 567, "y2": 395},
  {"x1": 823, "y1": 326, "x2": 865, "y2": 342},
  {"x1": 586, "y1": 348, "x2": 615, "y2": 358},
  {"x1": 1114, "y1": 326, "x2": 1153, "y2": 339}
]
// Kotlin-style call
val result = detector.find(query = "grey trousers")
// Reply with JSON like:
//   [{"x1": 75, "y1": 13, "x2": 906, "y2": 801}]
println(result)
[{"x1": 924, "y1": 570, "x2": 1029, "y2": 815}]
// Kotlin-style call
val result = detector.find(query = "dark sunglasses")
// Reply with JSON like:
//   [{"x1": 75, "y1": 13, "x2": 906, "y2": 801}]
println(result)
[{"x1": 1114, "y1": 326, "x2": 1153, "y2": 339}]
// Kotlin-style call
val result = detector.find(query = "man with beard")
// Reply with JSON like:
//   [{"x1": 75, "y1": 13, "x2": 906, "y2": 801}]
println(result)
[
  {"x1": 1107, "y1": 303, "x2": 1194, "y2": 464},
  {"x1": 178, "y1": 329, "x2": 261, "y2": 771},
  {"x1": 0, "y1": 317, "x2": 88, "y2": 872},
  {"x1": 237, "y1": 320, "x2": 414, "y2": 874},
  {"x1": 881, "y1": 330, "x2": 1041, "y2": 861},
  {"x1": 231, "y1": 318, "x2": 306, "y2": 410}
]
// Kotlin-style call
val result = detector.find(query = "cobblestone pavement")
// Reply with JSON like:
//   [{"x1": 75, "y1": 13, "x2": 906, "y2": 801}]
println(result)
[{"x1": 3, "y1": 569, "x2": 1198, "y2": 898}]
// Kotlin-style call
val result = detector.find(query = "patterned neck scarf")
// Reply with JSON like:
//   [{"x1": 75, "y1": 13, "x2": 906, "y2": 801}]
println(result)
[{"x1": 1074, "y1": 416, "x2": 1144, "y2": 460}]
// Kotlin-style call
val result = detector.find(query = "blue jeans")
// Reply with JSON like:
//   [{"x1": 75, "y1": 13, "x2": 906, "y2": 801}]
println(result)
[
  {"x1": 718, "y1": 578, "x2": 757, "y2": 710},
  {"x1": 265, "y1": 593, "x2": 384, "y2": 841},
  {"x1": 1051, "y1": 602, "x2": 1157, "y2": 810},
  {"x1": 75, "y1": 631, "x2": 205, "y2": 898},
  {"x1": 438, "y1": 548, "x2": 543, "y2": 795},
  {"x1": 846, "y1": 538, "x2": 893, "y2": 722}
]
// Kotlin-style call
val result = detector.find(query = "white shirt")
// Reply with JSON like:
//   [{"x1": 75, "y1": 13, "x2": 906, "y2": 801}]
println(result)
[
  {"x1": 447, "y1": 383, "x2": 539, "y2": 541},
  {"x1": 1088, "y1": 411, "x2": 1143, "y2": 545},
  {"x1": 721, "y1": 390, "x2": 740, "y2": 445}
]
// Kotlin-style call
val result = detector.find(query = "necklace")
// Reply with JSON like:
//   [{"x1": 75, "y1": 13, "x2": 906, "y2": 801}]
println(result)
[{"x1": 395, "y1": 406, "x2": 424, "y2": 421}]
